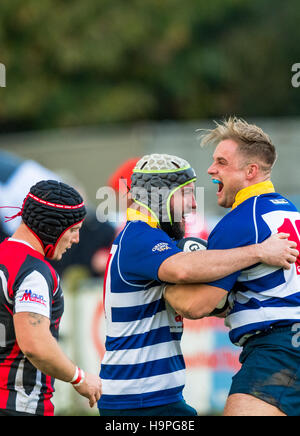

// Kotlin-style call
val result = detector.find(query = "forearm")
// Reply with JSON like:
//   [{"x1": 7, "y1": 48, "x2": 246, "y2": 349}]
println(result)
[
  {"x1": 164, "y1": 283, "x2": 228, "y2": 319},
  {"x1": 14, "y1": 312, "x2": 102, "y2": 408},
  {"x1": 25, "y1": 333, "x2": 75, "y2": 382},
  {"x1": 185, "y1": 244, "x2": 261, "y2": 282},
  {"x1": 159, "y1": 244, "x2": 261, "y2": 283},
  {"x1": 14, "y1": 312, "x2": 75, "y2": 382}
]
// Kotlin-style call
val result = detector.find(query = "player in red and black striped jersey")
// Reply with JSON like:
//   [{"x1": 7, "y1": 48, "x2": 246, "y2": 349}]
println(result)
[
  {"x1": 0, "y1": 180, "x2": 102, "y2": 416},
  {"x1": 0, "y1": 239, "x2": 63, "y2": 415}
]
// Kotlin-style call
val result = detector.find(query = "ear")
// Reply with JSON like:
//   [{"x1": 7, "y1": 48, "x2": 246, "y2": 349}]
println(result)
[{"x1": 245, "y1": 163, "x2": 259, "y2": 180}]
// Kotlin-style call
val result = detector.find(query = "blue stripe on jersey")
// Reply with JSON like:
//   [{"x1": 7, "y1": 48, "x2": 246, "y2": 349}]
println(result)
[
  {"x1": 111, "y1": 298, "x2": 165, "y2": 322},
  {"x1": 105, "y1": 326, "x2": 180, "y2": 351},
  {"x1": 99, "y1": 386, "x2": 184, "y2": 410},
  {"x1": 237, "y1": 269, "x2": 285, "y2": 293},
  {"x1": 231, "y1": 291, "x2": 300, "y2": 313},
  {"x1": 101, "y1": 355, "x2": 185, "y2": 380},
  {"x1": 229, "y1": 320, "x2": 294, "y2": 344},
  {"x1": 110, "y1": 280, "x2": 158, "y2": 293}
]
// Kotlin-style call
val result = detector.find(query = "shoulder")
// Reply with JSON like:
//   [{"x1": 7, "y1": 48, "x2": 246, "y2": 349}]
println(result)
[
  {"x1": 208, "y1": 197, "x2": 258, "y2": 249},
  {"x1": 255, "y1": 192, "x2": 298, "y2": 213},
  {"x1": 120, "y1": 220, "x2": 174, "y2": 244},
  {"x1": 14, "y1": 253, "x2": 58, "y2": 294}
]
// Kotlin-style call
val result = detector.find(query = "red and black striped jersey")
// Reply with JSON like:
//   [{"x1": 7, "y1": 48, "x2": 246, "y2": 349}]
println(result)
[{"x1": 0, "y1": 238, "x2": 64, "y2": 416}]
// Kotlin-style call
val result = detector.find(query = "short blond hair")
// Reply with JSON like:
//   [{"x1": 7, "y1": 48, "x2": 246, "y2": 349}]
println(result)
[{"x1": 199, "y1": 117, "x2": 277, "y2": 173}]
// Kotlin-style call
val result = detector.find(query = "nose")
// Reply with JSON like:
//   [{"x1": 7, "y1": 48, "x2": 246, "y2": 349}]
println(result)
[
  {"x1": 72, "y1": 231, "x2": 80, "y2": 245},
  {"x1": 191, "y1": 194, "x2": 197, "y2": 211},
  {"x1": 207, "y1": 162, "x2": 217, "y2": 175}
]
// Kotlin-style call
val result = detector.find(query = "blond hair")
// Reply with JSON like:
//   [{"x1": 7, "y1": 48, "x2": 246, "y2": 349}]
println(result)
[{"x1": 199, "y1": 117, "x2": 277, "y2": 173}]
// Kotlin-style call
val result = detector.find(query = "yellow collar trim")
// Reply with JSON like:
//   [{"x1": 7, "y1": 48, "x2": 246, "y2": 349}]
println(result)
[
  {"x1": 126, "y1": 208, "x2": 159, "y2": 228},
  {"x1": 232, "y1": 181, "x2": 275, "y2": 210}
]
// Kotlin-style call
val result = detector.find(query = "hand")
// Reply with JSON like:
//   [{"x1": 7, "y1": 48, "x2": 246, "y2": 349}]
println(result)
[
  {"x1": 259, "y1": 232, "x2": 299, "y2": 269},
  {"x1": 73, "y1": 372, "x2": 102, "y2": 408}
]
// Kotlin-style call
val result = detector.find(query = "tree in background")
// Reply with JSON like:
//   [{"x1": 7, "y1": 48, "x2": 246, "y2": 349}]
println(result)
[{"x1": 0, "y1": 0, "x2": 299, "y2": 131}]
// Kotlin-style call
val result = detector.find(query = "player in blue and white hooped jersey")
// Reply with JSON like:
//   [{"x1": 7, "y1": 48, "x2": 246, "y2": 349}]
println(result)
[
  {"x1": 164, "y1": 118, "x2": 300, "y2": 416},
  {"x1": 98, "y1": 153, "x2": 297, "y2": 416}
]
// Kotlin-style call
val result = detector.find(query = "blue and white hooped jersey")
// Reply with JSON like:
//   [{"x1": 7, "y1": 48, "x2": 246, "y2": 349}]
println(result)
[
  {"x1": 98, "y1": 217, "x2": 185, "y2": 410},
  {"x1": 207, "y1": 189, "x2": 300, "y2": 346}
]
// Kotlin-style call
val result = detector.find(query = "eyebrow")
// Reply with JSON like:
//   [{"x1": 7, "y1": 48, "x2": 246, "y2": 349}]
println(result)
[
  {"x1": 71, "y1": 225, "x2": 81, "y2": 230},
  {"x1": 214, "y1": 156, "x2": 228, "y2": 164}
]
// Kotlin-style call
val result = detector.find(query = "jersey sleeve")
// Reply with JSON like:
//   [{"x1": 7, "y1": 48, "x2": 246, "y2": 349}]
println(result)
[
  {"x1": 206, "y1": 201, "x2": 258, "y2": 291},
  {"x1": 13, "y1": 258, "x2": 56, "y2": 319},
  {"x1": 118, "y1": 222, "x2": 181, "y2": 282}
]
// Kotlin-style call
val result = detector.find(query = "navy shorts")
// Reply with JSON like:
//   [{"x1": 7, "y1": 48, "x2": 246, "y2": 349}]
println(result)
[
  {"x1": 99, "y1": 400, "x2": 197, "y2": 416},
  {"x1": 229, "y1": 325, "x2": 300, "y2": 416}
]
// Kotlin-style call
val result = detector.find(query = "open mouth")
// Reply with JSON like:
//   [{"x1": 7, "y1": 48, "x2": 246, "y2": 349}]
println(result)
[{"x1": 212, "y1": 179, "x2": 224, "y2": 195}]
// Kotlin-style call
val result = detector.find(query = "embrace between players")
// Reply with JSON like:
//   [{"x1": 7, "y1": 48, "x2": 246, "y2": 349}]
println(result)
[{"x1": 0, "y1": 117, "x2": 299, "y2": 416}]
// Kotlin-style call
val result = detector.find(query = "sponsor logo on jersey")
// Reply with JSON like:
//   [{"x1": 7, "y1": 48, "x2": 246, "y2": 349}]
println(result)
[
  {"x1": 19, "y1": 289, "x2": 47, "y2": 306},
  {"x1": 152, "y1": 242, "x2": 172, "y2": 252},
  {"x1": 270, "y1": 199, "x2": 289, "y2": 205}
]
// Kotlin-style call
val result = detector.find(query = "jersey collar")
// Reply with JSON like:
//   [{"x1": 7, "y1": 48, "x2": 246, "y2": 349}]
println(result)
[
  {"x1": 232, "y1": 180, "x2": 275, "y2": 210},
  {"x1": 126, "y1": 207, "x2": 159, "y2": 228}
]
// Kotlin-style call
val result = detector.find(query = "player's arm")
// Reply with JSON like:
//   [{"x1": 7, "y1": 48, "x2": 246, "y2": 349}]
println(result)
[
  {"x1": 163, "y1": 283, "x2": 228, "y2": 319},
  {"x1": 158, "y1": 233, "x2": 298, "y2": 283},
  {"x1": 13, "y1": 312, "x2": 102, "y2": 407}
]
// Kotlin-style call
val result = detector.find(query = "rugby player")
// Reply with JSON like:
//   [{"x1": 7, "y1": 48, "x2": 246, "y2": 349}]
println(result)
[
  {"x1": 164, "y1": 118, "x2": 300, "y2": 416},
  {"x1": 0, "y1": 180, "x2": 102, "y2": 416},
  {"x1": 98, "y1": 153, "x2": 297, "y2": 416}
]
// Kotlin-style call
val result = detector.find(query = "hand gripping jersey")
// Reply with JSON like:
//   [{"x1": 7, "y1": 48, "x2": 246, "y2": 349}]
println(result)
[
  {"x1": 207, "y1": 181, "x2": 300, "y2": 346},
  {"x1": 0, "y1": 238, "x2": 63, "y2": 415},
  {"x1": 99, "y1": 209, "x2": 185, "y2": 410}
]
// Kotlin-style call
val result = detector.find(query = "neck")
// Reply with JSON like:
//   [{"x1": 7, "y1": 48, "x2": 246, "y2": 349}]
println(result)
[
  {"x1": 12, "y1": 223, "x2": 45, "y2": 255},
  {"x1": 232, "y1": 180, "x2": 275, "y2": 210},
  {"x1": 127, "y1": 202, "x2": 159, "y2": 228}
]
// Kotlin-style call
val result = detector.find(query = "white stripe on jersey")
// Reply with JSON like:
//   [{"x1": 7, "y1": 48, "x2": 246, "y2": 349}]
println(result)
[
  {"x1": 104, "y1": 244, "x2": 117, "y2": 322},
  {"x1": 15, "y1": 357, "x2": 43, "y2": 414},
  {"x1": 109, "y1": 284, "x2": 162, "y2": 308},
  {"x1": 237, "y1": 263, "x2": 281, "y2": 282},
  {"x1": 101, "y1": 368, "x2": 186, "y2": 396},
  {"x1": 235, "y1": 268, "x2": 300, "y2": 304},
  {"x1": 102, "y1": 340, "x2": 182, "y2": 366},
  {"x1": 227, "y1": 305, "x2": 300, "y2": 331}
]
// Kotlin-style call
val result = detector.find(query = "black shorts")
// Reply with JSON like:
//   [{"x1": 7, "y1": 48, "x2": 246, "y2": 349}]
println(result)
[{"x1": 229, "y1": 325, "x2": 300, "y2": 416}]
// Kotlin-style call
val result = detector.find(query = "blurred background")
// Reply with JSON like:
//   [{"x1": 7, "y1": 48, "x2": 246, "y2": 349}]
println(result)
[{"x1": 0, "y1": 0, "x2": 300, "y2": 415}]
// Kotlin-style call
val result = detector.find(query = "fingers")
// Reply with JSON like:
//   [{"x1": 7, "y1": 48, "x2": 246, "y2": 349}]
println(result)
[
  {"x1": 88, "y1": 389, "x2": 102, "y2": 408},
  {"x1": 277, "y1": 232, "x2": 298, "y2": 248},
  {"x1": 290, "y1": 248, "x2": 299, "y2": 258},
  {"x1": 277, "y1": 232, "x2": 290, "y2": 239}
]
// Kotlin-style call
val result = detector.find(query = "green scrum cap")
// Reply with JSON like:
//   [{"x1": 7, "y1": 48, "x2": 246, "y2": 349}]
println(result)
[{"x1": 130, "y1": 153, "x2": 196, "y2": 225}]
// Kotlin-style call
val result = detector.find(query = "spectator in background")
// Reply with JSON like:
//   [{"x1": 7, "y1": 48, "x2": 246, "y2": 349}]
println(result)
[
  {"x1": 0, "y1": 150, "x2": 60, "y2": 238},
  {"x1": 107, "y1": 157, "x2": 140, "y2": 235}
]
